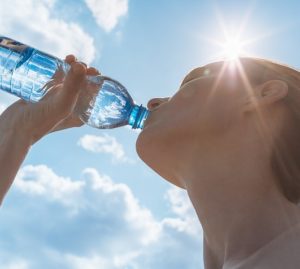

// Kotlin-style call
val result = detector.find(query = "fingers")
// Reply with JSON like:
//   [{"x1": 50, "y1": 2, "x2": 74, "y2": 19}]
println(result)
[
  {"x1": 87, "y1": 67, "x2": 101, "y2": 76},
  {"x1": 59, "y1": 55, "x2": 100, "y2": 108},
  {"x1": 65, "y1": 55, "x2": 100, "y2": 75},
  {"x1": 65, "y1": 54, "x2": 76, "y2": 64},
  {"x1": 63, "y1": 61, "x2": 87, "y2": 95},
  {"x1": 52, "y1": 55, "x2": 79, "y2": 82}
]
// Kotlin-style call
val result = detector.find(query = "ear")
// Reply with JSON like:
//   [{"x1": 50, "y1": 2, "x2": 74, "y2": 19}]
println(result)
[{"x1": 243, "y1": 80, "x2": 288, "y2": 112}]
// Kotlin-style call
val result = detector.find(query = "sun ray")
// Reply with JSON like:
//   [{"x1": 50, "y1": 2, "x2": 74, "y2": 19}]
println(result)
[
  {"x1": 200, "y1": 2, "x2": 280, "y2": 61},
  {"x1": 235, "y1": 2, "x2": 256, "y2": 41},
  {"x1": 199, "y1": 36, "x2": 227, "y2": 48},
  {"x1": 197, "y1": 3, "x2": 293, "y2": 155},
  {"x1": 235, "y1": 59, "x2": 272, "y2": 150},
  {"x1": 240, "y1": 24, "x2": 293, "y2": 49},
  {"x1": 204, "y1": 61, "x2": 229, "y2": 105},
  {"x1": 235, "y1": 59, "x2": 256, "y2": 100}
]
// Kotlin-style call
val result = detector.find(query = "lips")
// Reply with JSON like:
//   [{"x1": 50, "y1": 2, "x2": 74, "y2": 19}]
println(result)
[
  {"x1": 144, "y1": 100, "x2": 170, "y2": 129},
  {"x1": 143, "y1": 111, "x2": 152, "y2": 129}
]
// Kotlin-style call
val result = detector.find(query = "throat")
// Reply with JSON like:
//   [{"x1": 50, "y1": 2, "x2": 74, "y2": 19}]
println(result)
[{"x1": 186, "y1": 174, "x2": 300, "y2": 269}]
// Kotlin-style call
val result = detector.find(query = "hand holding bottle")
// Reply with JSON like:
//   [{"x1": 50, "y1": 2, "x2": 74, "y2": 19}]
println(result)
[
  {"x1": 0, "y1": 55, "x2": 100, "y2": 145},
  {"x1": 0, "y1": 36, "x2": 149, "y2": 206},
  {"x1": 0, "y1": 54, "x2": 101, "y2": 204},
  {"x1": 0, "y1": 36, "x2": 149, "y2": 130}
]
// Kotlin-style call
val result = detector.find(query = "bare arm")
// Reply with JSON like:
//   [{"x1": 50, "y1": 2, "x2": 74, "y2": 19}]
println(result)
[
  {"x1": 0, "y1": 55, "x2": 100, "y2": 205},
  {"x1": 0, "y1": 128, "x2": 31, "y2": 204}
]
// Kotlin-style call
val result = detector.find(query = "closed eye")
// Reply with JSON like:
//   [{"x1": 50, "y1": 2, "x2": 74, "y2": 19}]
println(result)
[
  {"x1": 180, "y1": 66, "x2": 217, "y2": 87},
  {"x1": 180, "y1": 74, "x2": 216, "y2": 88}
]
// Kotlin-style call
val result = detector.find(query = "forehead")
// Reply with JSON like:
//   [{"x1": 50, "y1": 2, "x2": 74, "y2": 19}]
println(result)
[
  {"x1": 181, "y1": 59, "x2": 266, "y2": 87},
  {"x1": 181, "y1": 62, "x2": 222, "y2": 86}
]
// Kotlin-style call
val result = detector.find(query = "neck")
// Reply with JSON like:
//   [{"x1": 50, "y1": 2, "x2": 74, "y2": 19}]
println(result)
[{"x1": 175, "y1": 135, "x2": 300, "y2": 268}]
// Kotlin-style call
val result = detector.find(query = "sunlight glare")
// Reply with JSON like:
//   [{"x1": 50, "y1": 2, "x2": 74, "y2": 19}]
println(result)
[{"x1": 222, "y1": 37, "x2": 243, "y2": 60}]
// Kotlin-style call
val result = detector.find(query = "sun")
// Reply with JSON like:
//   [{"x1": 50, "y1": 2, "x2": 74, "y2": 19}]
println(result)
[
  {"x1": 222, "y1": 37, "x2": 243, "y2": 60},
  {"x1": 200, "y1": 27, "x2": 251, "y2": 62},
  {"x1": 198, "y1": 5, "x2": 265, "y2": 62}
]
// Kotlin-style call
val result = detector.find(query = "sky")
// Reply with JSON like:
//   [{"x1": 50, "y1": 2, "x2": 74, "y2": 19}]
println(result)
[{"x1": 1, "y1": 0, "x2": 300, "y2": 268}]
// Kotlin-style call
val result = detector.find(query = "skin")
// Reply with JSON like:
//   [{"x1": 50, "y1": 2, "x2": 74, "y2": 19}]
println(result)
[
  {"x1": 0, "y1": 55, "x2": 100, "y2": 204},
  {"x1": 136, "y1": 60, "x2": 300, "y2": 268},
  {"x1": 1, "y1": 56, "x2": 300, "y2": 268}
]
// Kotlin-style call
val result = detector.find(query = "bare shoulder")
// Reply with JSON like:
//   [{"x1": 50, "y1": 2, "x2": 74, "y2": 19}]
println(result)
[{"x1": 227, "y1": 223, "x2": 300, "y2": 269}]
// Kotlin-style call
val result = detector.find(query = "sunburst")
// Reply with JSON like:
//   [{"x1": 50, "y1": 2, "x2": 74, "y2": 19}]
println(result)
[{"x1": 197, "y1": 4, "x2": 280, "y2": 148}]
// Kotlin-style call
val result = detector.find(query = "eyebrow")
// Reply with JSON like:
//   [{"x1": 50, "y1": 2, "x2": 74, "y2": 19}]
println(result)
[
  {"x1": 181, "y1": 64, "x2": 220, "y2": 87},
  {"x1": 180, "y1": 67, "x2": 205, "y2": 87}
]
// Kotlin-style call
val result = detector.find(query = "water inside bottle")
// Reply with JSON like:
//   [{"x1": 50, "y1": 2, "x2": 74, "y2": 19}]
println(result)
[
  {"x1": 76, "y1": 76, "x2": 135, "y2": 129},
  {"x1": 0, "y1": 36, "x2": 64, "y2": 102},
  {"x1": 0, "y1": 36, "x2": 150, "y2": 129}
]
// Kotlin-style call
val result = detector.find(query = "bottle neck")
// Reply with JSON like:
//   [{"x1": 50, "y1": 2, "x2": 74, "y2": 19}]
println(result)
[{"x1": 129, "y1": 105, "x2": 150, "y2": 129}]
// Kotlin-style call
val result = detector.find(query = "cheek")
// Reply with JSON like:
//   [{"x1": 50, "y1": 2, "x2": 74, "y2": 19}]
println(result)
[
  {"x1": 136, "y1": 83, "x2": 240, "y2": 158},
  {"x1": 197, "y1": 90, "x2": 240, "y2": 135}
]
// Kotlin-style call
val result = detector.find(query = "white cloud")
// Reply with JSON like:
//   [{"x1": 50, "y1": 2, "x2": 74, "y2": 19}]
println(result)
[
  {"x1": 85, "y1": 0, "x2": 128, "y2": 32},
  {"x1": 162, "y1": 186, "x2": 202, "y2": 236},
  {"x1": 83, "y1": 168, "x2": 161, "y2": 245},
  {"x1": 78, "y1": 134, "x2": 132, "y2": 163},
  {"x1": 0, "y1": 259, "x2": 29, "y2": 269},
  {"x1": 166, "y1": 186, "x2": 193, "y2": 215},
  {"x1": 1, "y1": 165, "x2": 203, "y2": 269},
  {"x1": 15, "y1": 165, "x2": 85, "y2": 209},
  {"x1": 0, "y1": 0, "x2": 95, "y2": 64},
  {"x1": 0, "y1": 103, "x2": 7, "y2": 115},
  {"x1": 65, "y1": 254, "x2": 109, "y2": 269}
]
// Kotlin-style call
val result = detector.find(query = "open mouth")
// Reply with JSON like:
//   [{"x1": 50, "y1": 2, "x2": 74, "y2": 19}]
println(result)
[{"x1": 142, "y1": 112, "x2": 152, "y2": 129}]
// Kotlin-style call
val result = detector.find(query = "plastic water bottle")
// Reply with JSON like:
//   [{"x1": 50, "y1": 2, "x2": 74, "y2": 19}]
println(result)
[{"x1": 0, "y1": 36, "x2": 150, "y2": 129}]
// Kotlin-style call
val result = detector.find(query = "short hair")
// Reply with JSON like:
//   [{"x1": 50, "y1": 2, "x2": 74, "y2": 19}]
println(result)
[{"x1": 241, "y1": 57, "x2": 300, "y2": 204}]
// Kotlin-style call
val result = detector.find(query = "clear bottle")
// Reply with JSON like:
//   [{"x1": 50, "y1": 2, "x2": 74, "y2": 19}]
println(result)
[{"x1": 0, "y1": 36, "x2": 149, "y2": 129}]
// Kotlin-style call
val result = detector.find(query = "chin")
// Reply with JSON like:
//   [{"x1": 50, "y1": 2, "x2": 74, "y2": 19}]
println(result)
[
  {"x1": 136, "y1": 120, "x2": 181, "y2": 160},
  {"x1": 136, "y1": 124, "x2": 165, "y2": 162},
  {"x1": 136, "y1": 125, "x2": 169, "y2": 166},
  {"x1": 136, "y1": 130, "x2": 185, "y2": 189},
  {"x1": 136, "y1": 128, "x2": 153, "y2": 163}
]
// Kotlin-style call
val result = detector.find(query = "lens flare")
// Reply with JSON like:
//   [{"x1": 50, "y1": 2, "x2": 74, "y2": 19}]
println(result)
[
  {"x1": 222, "y1": 37, "x2": 243, "y2": 60},
  {"x1": 196, "y1": 4, "x2": 263, "y2": 62}
]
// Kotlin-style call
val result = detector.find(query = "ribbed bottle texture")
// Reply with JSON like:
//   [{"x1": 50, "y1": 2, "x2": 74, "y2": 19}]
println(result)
[{"x1": 0, "y1": 36, "x2": 149, "y2": 129}]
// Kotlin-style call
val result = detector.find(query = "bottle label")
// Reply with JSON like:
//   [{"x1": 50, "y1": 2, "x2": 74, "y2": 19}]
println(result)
[
  {"x1": 0, "y1": 36, "x2": 35, "y2": 69},
  {"x1": 0, "y1": 36, "x2": 29, "y2": 54}
]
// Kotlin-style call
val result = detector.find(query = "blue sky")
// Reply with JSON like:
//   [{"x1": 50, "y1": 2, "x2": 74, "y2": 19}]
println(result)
[{"x1": 1, "y1": 0, "x2": 300, "y2": 268}]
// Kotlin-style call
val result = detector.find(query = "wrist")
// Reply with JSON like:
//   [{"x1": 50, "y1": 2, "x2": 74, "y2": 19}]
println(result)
[
  {"x1": 0, "y1": 113, "x2": 44, "y2": 146},
  {"x1": 5, "y1": 130, "x2": 32, "y2": 150},
  {"x1": 0, "y1": 123, "x2": 32, "y2": 205},
  {"x1": 0, "y1": 120, "x2": 33, "y2": 148}
]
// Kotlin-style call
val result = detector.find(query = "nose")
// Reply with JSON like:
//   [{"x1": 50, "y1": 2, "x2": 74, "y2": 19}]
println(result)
[{"x1": 147, "y1": 97, "x2": 169, "y2": 111}]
